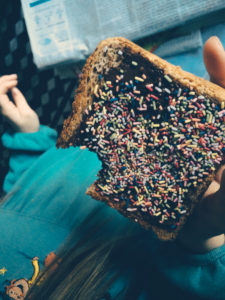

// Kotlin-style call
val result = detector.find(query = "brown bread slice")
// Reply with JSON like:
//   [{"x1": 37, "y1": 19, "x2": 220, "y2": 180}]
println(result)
[{"x1": 57, "y1": 37, "x2": 225, "y2": 240}]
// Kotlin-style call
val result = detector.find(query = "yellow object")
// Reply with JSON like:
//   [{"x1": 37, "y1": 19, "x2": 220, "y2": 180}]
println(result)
[
  {"x1": 28, "y1": 257, "x2": 40, "y2": 285},
  {"x1": 0, "y1": 267, "x2": 7, "y2": 275}
]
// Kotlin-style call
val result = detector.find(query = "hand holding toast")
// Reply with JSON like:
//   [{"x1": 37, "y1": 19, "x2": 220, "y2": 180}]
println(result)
[
  {"x1": 58, "y1": 37, "x2": 225, "y2": 241},
  {"x1": 179, "y1": 37, "x2": 225, "y2": 253}
]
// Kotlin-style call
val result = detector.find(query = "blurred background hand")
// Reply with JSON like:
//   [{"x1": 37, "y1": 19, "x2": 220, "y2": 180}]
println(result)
[{"x1": 0, "y1": 74, "x2": 40, "y2": 133}]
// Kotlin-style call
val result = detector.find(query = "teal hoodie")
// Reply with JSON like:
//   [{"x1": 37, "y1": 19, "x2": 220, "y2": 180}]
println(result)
[{"x1": 1, "y1": 126, "x2": 225, "y2": 299}]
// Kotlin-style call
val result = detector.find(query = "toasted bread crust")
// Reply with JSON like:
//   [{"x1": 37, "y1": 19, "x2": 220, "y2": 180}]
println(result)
[
  {"x1": 86, "y1": 173, "x2": 214, "y2": 240},
  {"x1": 57, "y1": 37, "x2": 225, "y2": 240},
  {"x1": 57, "y1": 37, "x2": 225, "y2": 148}
]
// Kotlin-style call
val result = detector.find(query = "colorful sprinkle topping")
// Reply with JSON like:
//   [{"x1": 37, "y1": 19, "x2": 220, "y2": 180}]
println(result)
[{"x1": 79, "y1": 54, "x2": 225, "y2": 229}]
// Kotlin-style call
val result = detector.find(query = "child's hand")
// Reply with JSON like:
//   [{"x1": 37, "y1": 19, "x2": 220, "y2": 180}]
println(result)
[
  {"x1": 0, "y1": 74, "x2": 40, "y2": 133},
  {"x1": 179, "y1": 37, "x2": 225, "y2": 253}
]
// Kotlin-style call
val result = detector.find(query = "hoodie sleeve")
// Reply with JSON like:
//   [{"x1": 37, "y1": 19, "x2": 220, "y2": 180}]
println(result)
[
  {"x1": 151, "y1": 238, "x2": 225, "y2": 299},
  {"x1": 1, "y1": 125, "x2": 58, "y2": 193}
]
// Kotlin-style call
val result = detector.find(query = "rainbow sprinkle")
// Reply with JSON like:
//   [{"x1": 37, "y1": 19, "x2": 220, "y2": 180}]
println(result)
[{"x1": 79, "y1": 53, "x2": 225, "y2": 229}]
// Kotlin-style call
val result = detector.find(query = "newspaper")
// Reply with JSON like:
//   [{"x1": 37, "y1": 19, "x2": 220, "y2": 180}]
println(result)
[
  {"x1": 21, "y1": 0, "x2": 225, "y2": 69},
  {"x1": 154, "y1": 30, "x2": 203, "y2": 58}
]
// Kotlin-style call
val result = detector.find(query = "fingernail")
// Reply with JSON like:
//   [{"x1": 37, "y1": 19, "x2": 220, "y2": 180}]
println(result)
[
  {"x1": 12, "y1": 87, "x2": 18, "y2": 93},
  {"x1": 213, "y1": 36, "x2": 224, "y2": 49}
]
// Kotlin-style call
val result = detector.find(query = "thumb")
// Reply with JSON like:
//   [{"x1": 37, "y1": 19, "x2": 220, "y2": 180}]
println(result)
[
  {"x1": 11, "y1": 87, "x2": 30, "y2": 110},
  {"x1": 203, "y1": 36, "x2": 225, "y2": 88},
  {"x1": 0, "y1": 95, "x2": 18, "y2": 119}
]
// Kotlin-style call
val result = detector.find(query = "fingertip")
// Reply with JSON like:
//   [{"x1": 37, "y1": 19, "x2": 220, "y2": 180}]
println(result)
[
  {"x1": 203, "y1": 36, "x2": 224, "y2": 65},
  {"x1": 11, "y1": 87, "x2": 23, "y2": 96},
  {"x1": 11, "y1": 86, "x2": 28, "y2": 108},
  {"x1": 203, "y1": 36, "x2": 225, "y2": 87},
  {"x1": 0, "y1": 74, "x2": 17, "y2": 81},
  {"x1": 204, "y1": 36, "x2": 223, "y2": 49},
  {"x1": 11, "y1": 87, "x2": 18, "y2": 93}
]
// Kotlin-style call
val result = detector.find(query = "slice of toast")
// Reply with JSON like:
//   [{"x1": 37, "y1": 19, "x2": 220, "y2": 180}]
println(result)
[{"x1": 57, "y1": 37, "x2": 225, "y2": 240}]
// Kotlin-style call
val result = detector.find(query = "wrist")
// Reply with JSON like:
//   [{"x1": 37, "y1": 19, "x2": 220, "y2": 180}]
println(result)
[
  {"x1": 19, "y1": 122, "x2": 40, "y2": 133},
  {"x1": 15, "y1": 112, "x2": 40, "y2": 133},
  {"x1": 178, "y1": 208, "x2": 225, "y2": 253},
  {"x1": 178, "y1": 231, "x2": 225, "y2": 254}
]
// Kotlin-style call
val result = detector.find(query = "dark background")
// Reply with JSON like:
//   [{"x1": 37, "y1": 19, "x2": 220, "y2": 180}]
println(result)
[{"x1": 0, "y1": 0, "x2": 79, "y2": 192}]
